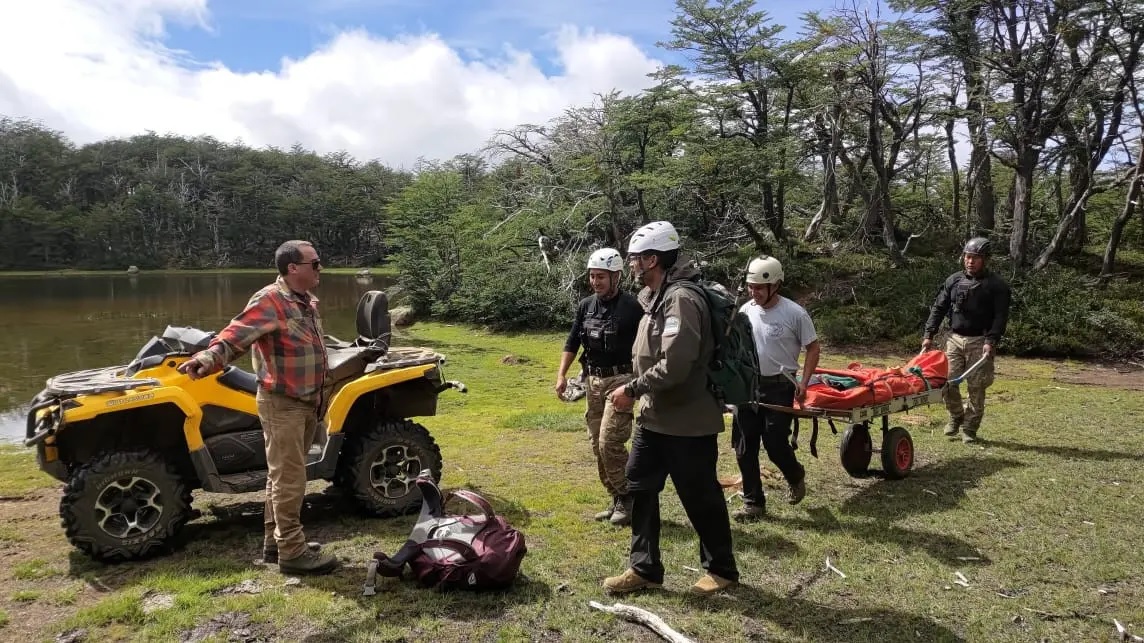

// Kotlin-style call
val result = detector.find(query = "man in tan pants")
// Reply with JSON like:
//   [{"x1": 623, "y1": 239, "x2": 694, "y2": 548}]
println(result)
[
  {"x1": 179, "y1": 240, "x2": 338, "y2": 574},
  {"x1": 923, "y1": 237, "x2": 1011, "y2": 443},
  {"x1": 556, "y1": 248, "x2": 642, "y2": 526}
]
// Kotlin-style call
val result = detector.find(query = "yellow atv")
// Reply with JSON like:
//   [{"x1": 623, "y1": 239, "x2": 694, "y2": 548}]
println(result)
[{"x1": 24, "y1": 290, "x2": 466, "y2": 563}]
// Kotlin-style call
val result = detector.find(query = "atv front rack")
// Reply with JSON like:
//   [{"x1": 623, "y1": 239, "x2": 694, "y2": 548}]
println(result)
[{"x1": 43, "y1": 365, "x2": 160, "y2": 397}]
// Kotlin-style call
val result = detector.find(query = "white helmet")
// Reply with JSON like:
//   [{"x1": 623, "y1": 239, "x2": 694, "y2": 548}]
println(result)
[
  {"x1": 627, "y1": 221, "x2": 680, "y2": 255},
  {"x1": 746, "y1": 256, "x2": 783, "y2": 285},
  {"x1": 587, "y1": 248, "x2": 623, "y2": 272}
]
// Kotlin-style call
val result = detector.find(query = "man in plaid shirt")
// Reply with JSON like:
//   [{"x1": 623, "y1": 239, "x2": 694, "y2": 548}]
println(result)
[{"x1": 179, "y1": 240, "x2": 338, "y2": 575}]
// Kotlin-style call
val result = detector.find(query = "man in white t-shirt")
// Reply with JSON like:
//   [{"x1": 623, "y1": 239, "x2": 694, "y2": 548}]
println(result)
[{"x1": 731, "y1": 256, "x2": 821, "y2": 521}]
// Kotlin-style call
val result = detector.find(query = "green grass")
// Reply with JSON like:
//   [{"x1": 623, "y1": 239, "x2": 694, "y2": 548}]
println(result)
[
  {"x1": 0, "y1": 447, "x2": 56, "y2": 498},
  {"x1": 0, "y1": 322, "x2": 1141, "y2": 641},
  {"x1": 11, "y1": 559, "x2": 60, "y2": 581}
]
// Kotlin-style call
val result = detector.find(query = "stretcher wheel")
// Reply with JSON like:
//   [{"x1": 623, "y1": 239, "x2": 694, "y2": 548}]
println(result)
[
  {"x1": 881, "y1": 427, "x2": 914, "y2": 479},
  {"x1": 839, "y1": 423, "x2": 872, "y2": 477}
]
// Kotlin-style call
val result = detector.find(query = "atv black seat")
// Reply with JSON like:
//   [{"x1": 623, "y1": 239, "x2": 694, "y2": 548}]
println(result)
[
  {"x1": 327, "y1": 345, "x2": 386, "y2": 376},
  {"x1": 325, "y1": 290, "x2": 392, "y2": 351},
  {"x1": 357, "y1": 290, "x2": 392, "y2": 344},
  {"x1": 218, "y1": 366, "x2": 259, "y2": 395}
]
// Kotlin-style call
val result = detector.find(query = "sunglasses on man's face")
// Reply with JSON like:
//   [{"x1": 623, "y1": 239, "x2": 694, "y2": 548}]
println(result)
[{"x1": 294, "y1": 259, "x2": 322, "y2": 269}]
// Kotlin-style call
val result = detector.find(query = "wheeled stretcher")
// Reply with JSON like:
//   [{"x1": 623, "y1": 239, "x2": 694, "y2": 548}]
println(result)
[{"x1": 759, "y1": 351, "x2": 989, "y2": 479}]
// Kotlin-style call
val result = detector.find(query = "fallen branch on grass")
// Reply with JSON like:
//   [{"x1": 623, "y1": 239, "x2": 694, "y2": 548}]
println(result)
[
  {"x1": 1116, "y1": 619, "x2": 1144, "y2": 642},
  {"x1": 588, "y1": 601, "x2": 695, "y2": 643},
  {"x1": 1022, "y1": 607, "x2": 1094, "y2": 622},
  {"x1": 825, "y1": 556, "x2": 847, "y2": 579},
  {"x1": 787, "y1": 567, "x2": 827, "y2": 599}
]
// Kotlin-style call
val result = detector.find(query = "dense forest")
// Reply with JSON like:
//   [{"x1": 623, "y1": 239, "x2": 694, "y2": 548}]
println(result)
[{"x1": 2, "y1": 0, "x2": 1143, "y2": 358}]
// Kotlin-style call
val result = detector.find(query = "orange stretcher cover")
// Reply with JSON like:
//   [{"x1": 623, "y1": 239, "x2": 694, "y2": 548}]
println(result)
[{"x1": 796, "y1": 350, "x2": 949, "y2": 411}]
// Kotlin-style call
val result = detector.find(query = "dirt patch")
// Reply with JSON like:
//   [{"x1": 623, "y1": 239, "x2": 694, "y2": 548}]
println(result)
[
  {"x1": 0, "y1": 489, "x2": 59, "y2": 518},
  {"x1": 142, "y1": 592, "x2": 176, "y2": 614},
  {"x1": 181, "y1": 611, "x2": 273, "y2": 643},
  {"x1": 56, "y1": 629, "x2": 88, "y2": 643},
  {"x1": 1052, "y1": 362, "x2": 1144, "y2": 391}
]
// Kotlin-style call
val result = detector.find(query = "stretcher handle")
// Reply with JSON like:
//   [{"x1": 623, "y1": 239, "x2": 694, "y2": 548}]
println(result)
[{"x1": 949, "y1": 354, "x2": 989, "y2": 386}]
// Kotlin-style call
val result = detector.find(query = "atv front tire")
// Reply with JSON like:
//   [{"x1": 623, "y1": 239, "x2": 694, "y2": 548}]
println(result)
[
  {"x1": 342, "y1": 419, "x2": 442, "y2": 517},
  {"x1": 61, "y1": 450, "x2": 193, "y2": 563}
]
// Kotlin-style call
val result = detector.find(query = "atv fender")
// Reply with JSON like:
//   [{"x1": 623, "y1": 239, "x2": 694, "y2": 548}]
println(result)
[
  {"x1": 59, "y1": 385, "x2": 208, "y2": 450},
  {"x1": 325, "y1": 364, "x2": 439, "y2": 433}
]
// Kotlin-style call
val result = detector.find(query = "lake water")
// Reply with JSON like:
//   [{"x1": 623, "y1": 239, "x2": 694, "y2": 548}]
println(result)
[{"x1": 0, "y1": 272, "x2": 396, "y2": 443}]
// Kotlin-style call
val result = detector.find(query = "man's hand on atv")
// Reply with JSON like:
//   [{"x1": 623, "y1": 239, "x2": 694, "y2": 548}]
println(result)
[{"x1": 177, "y1": 355, "x2": 212, "y2": 380}]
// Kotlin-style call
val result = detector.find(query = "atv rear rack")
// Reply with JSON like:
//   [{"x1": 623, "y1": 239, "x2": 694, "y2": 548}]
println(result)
[
  {"x1": 44, "y1": 365, "x2": 160, "y2": 397},
  {"x1": 366, "y1": 347, "x2": 444, "y2": 372}
]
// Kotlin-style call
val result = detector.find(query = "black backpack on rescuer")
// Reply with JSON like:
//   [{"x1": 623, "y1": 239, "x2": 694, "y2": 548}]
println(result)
[{"x1": 362, "y1": 471, "x2": 527, "y2": 593}]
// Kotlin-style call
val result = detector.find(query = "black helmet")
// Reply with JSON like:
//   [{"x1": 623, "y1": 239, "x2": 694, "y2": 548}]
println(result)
[{"x1": 963, "y1": 236, "x2": 991, "y2": 257}]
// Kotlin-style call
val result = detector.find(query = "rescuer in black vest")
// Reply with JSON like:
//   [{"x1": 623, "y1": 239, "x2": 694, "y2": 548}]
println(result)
[
  {"x1": 555, "y1": 248, "x2": 643, "y2": 525},
  {"x1": 922, "y1": 237, "x2": 1012, "y2": 443}
]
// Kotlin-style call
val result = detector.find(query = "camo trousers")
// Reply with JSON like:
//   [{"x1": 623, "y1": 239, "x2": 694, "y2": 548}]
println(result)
[
  {"x1": 585, "y1": 373, "x2": 634, "y2": 497},
  {"x1": 943, "y1": 334, "x2": 996, "y2": 435}
]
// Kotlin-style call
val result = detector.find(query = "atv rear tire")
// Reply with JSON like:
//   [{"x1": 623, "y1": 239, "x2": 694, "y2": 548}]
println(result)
[
  {"x1": 341, "y1": 419, "x2": 442, "y2": 517},
  {"x1": 60, "y1": 450, "x2": 193, "y2": 563}
]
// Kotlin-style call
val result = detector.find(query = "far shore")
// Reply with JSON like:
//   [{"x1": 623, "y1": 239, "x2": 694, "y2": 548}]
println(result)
[{"x1": 0, "y1": 266, "x2": 397, "y2": 277}]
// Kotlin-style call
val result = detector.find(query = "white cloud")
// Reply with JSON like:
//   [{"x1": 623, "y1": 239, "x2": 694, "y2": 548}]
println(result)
[{"x1": 0, "y1": 0, "x2": 663, "y2": 167}]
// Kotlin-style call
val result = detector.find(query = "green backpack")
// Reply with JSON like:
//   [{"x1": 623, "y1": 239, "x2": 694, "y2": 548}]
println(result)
[{"x1": 670, "y1": 279, "x2": 761, "y2": 406}]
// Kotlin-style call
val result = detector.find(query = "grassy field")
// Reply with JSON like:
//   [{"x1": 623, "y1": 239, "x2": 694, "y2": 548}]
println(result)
[{"x1": 1, "y1": 323, "x2": 1142, "y2": 642}]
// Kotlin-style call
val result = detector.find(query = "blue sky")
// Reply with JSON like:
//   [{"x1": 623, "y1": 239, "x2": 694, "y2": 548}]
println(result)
[
  {"x1": 0, "y1": 0, "x2": 861, "y2": 166},
  {"x1": 166, "y1": 0, "x2": 850, "y2": 75}
]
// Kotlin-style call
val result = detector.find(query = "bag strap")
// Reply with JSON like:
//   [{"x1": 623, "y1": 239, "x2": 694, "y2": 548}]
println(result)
[
  {"x1": 372, "y1": 538, "x2": 421, "y2": 577},
  {"x1": 420, "y1": 538, "x2": 480, "y2": 561},
  {"x1": 447, "y1": 489, "x2": 497, "y2": 522}
]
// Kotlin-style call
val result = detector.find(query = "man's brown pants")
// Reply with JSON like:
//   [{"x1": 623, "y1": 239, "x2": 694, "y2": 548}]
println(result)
[{"x1": 257, "y1": 389, "x2": 320, "y2": 560}]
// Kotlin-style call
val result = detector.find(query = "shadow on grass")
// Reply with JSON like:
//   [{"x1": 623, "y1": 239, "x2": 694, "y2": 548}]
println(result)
[
  {"x1": 983, "y1": 438, "x2": 1144, "y2": 463},
  {"x1": 300, "y1": 574, "x2": 555, "y2": 643},
  {"x1": 64, "y1": 483, "x2": 533, "y2": 590},
  {"x1": 685, "y1": 582, "x2": 964, "y2": 642},
  {"x1": 837, "y1": 455, "x2": 1023, "y2": 521},
  {"x1": 772, "y1": 506, "x2": 990, "y2": 565},
  {"x1": 659, "y1": 518, "x2": 802, "y2": 559}
]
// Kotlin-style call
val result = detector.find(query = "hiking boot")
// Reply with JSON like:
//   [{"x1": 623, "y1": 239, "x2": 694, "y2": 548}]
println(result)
[
  {"x1": 593, "y1": 497, "x2": 617, "y2": 522},
  {"x1": 278, "y1": 549, "x2": 339, "y2": 575},
  {"x1": 788, "y1": 478, "x2": 807, "y2": 505},
  {"x1": 944, "y1": 419, "x2": 962, "y2": 437},
  {"x1": 609, "y1": 495, "x2": 633, "y2": 527},
  {"x1": 262, "y1": 541, "x2": 321, "y2": 565},
  {"x1": 689, "y1": 572, "x2": 735, "y2": 596},
  {"x1": 603, "y1": 568, "x2": 661, "y2": 594},
  {"x1": 962, "y1": 430, "x2": 978, "y2": 444},
  {"x1": 732, "y1": 504, "x2": 766, "y2": 522}
]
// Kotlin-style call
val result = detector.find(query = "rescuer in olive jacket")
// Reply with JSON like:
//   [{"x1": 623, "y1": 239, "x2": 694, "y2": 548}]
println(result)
[{"x1": 602, "y1": 221, "x2": 739, "y2": 597}]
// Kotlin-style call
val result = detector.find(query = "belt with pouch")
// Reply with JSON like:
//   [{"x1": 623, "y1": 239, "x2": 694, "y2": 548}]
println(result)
[{"x1": 584, "y1": 363, "x2": 633, "y2": 377}]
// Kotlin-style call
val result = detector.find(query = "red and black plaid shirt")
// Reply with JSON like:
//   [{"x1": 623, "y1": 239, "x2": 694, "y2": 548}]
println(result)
[{"x1": 197, "y1": 277, "x2": 328, "y2": 403}]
